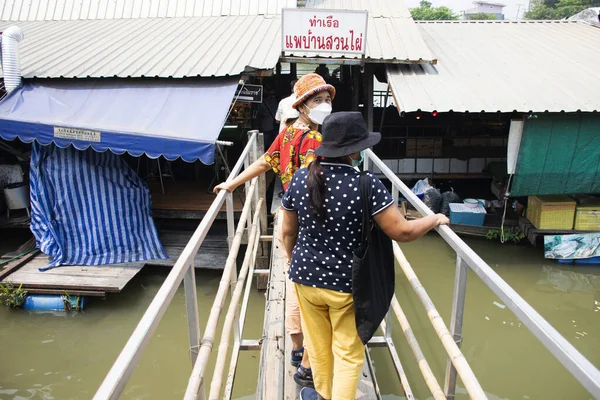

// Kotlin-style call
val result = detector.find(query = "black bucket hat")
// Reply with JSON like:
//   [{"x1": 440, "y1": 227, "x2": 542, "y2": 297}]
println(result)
[{"x1": 315, "y1": 112, "x2": 381, "y2": 158}]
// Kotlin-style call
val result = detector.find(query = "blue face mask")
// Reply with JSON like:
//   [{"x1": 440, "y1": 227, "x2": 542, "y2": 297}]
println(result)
[{"x1": 351, "y1": 151, "x2": 364, "y2": 167}]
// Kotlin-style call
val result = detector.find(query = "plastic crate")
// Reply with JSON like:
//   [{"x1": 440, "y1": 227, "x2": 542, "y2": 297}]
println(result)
[
  {"x1": 574, "y1": 204, "x2": 600, "y2": 231},
  {"x1": 449, "y1": 203, "x2": 486, "y2": 226},
  {"x1": 526, "y1": 196, "x2": 575, "y2": 230}
]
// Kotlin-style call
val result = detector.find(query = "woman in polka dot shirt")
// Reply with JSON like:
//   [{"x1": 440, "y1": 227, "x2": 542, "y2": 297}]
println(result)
[{"x1": 281, "y1": 112, "x2": 449, "y2": 400}]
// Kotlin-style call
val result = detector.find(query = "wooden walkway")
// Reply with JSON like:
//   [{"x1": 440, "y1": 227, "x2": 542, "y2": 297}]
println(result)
[
  {"x1": 257, "y1": 212, "x2": 380, "y2": 400},
  {"x1": 150, "y1": 182, "x2": 244, "y2": 219}
]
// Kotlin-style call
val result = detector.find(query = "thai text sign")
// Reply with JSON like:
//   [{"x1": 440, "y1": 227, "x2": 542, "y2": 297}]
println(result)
[
  {"x1": 235, "y1": 84, "x2": 263, "y2": 103},
  {"x1": 54, "y1": 126, "x2": 101, "y2": 142},
  {"x1": 282, "y1": 9, "x2": 368, "y2": 55}
]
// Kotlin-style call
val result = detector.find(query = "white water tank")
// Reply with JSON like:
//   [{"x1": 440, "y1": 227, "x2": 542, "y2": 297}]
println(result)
[{"x1": 3, "y1": 182, "x2": 29, "y2": 217}]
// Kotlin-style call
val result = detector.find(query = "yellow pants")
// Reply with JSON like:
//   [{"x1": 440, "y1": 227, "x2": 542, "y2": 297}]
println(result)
[{"x1": 295, "y1": 283, "x2": 365, "y2": 400}]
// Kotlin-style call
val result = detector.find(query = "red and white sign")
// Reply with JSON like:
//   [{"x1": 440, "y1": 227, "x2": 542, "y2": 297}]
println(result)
[{"x1": 282, "y1": 9, "x2": 368, "y2": 55}]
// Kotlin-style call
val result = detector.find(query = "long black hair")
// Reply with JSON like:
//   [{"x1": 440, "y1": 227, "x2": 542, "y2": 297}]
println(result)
[{"x1": 307, "y1": 156, "x2": 349, "y2": 221}]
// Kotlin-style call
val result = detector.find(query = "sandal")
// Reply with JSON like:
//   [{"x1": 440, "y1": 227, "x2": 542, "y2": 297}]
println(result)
[
  {"x1": 294, "y1": 365, "x2": 315, "y2": 388},
  {"x1": 291, "y1": 347, "x2": 304, "y2": 368}
]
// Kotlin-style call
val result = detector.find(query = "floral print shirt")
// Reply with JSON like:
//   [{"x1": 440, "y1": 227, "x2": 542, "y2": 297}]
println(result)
[{"x1": 264, "y1": 121, "x2": 322, "y2": 190}]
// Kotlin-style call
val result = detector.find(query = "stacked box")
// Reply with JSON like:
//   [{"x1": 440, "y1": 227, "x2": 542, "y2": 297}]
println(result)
[
  {"x1": 574, "y1": 204, "x2": 600, "y2": 231},
  {"x1": 526, "y1": 195, "x2": 576, "y2": 230}
]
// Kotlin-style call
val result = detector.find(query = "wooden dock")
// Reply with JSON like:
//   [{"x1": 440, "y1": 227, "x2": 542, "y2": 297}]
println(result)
[
  {"x1": 150, "y1": 181, "x2": 244, "y2": 219},
  {"x1": 518, "y1": 217, "x2": 593, "y2": 246},
  {"x1": 0, "y1": 230, "x2": 229, "y2": 296},
  {"x1": 257, "y1": 212, "x2": 380, "y2": 400}
]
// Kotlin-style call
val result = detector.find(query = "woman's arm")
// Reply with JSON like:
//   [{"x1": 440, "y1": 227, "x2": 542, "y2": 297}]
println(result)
[
  {"x1": 213, "y1": 155, "x2": 271, "y2": 194},
  {"x1": 281, "y1": 209, "x2": 299, "y2": 260},
  {"x1": 374, "y1": 205, "x2": 449, "y2": 243}
]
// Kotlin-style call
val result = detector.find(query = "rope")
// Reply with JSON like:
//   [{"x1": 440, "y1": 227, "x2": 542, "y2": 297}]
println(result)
[
  {"x1": 500, "y1": 173, "x2": 514, "y2": 244},
  {"x1": 0, "y1": 247, "x2": 37, "y2": 268}
]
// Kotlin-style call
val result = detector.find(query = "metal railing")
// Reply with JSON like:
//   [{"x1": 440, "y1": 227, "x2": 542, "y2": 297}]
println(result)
[
  {"x1": 364, "y1": 149, "x2": 600, "y2": 399},
  {"x1": 94, "y1": 131, "x2": 268, "y2": 400},
  {"x1": 95, "y1": 134, "x2": 600, "y2": 400}
]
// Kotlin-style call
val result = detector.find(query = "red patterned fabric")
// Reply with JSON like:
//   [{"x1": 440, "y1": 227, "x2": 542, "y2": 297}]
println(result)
[{"x1": 264, "y1": 121, "x2": 322, "y2": 190}]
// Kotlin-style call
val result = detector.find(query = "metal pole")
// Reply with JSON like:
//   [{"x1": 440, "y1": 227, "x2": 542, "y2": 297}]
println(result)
[
  {"x1": 226, "y1": 193, "x2": 235, "y2": 250},
  {"x1": 226, "y1": 192, "x2": 240, "y2": 344},
  {"x1": 256, "y1": 132, "x2": 268, "y2": 237},
  {"x1": 385, "y1": 184, "x2": 399, "y2": 341},
  {"x1": 247, "y1": 130, "x2": 259, "y2": 213},
  {"x1": 379, "y1": 84, "x2": 391, "y2": 135},
  {"x1": 364, "y1": 147, "x2": 371, "y2": 172},
  {"x1": 444, "y1": 255, "x2": 469, "y2": 400},
  {"x1": 184, "y1": 262, "x2": 202, "y2": 366},
  {"x1": 364, "y1": 64, "x2": 374, "y2": 132}
]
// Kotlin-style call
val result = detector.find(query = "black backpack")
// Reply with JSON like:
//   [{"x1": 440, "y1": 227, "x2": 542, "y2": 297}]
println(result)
[{"x1": 351, "y1": 173, "x2": 396, "y2": 344}]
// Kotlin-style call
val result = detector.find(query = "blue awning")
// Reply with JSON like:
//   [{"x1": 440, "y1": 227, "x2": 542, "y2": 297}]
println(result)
[{"x1": 0, "y1": 78, "x2": 239, "y2": 164}]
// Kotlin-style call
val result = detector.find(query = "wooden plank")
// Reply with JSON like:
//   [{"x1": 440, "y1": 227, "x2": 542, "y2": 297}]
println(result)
[
  {"x1": 0, "y1": 249, "x2": 40, "y2": 280},
  {"x1": 2, "y1": 257, "x2": 144, "y2": 292},
  {"x1": 146, "y1": 252, "x2": 226, "y2": 269},
  {"x1": 20, "y1": 288, "x2": 107, "y2": 297},
  {"x1": 149, "y1": 182, "x2": 244, "y2": 212},
  {"x1": 257, "y1": 211, "x2": 285, "y2": 400}
]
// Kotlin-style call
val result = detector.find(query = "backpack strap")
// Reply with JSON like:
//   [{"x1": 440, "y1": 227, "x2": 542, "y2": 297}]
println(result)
[
  {"x1": 359, "y1": 172, "x2": 372, "y2": 246},
  {"x1": 295, "y1": 129, "x2": 312, "y2": 169}
]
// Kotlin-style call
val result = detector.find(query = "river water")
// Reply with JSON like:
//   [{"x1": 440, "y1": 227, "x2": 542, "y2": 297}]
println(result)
[{"x1": 1, "y1": 231, "x2": 599, "y2": 399}]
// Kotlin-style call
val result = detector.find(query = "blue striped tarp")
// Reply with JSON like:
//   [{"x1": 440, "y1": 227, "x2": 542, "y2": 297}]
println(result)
[{"x1": 30, "y1": 143, "x2": 167, "y2": 271}]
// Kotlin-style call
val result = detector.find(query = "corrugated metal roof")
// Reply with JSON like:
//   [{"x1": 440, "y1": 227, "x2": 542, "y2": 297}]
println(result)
[
  {"x1": 292, "y1": 0, "x2": 435, "y2": 63},
  {"x1": 387, "y1": 21, "x2": 600, "y2": 113},
  {"x1": 0, "y1": 15, "x2": 282, "y2": 78},
  {"x1": 0, "y1": 0, "x2": 296, "y2": 20}
]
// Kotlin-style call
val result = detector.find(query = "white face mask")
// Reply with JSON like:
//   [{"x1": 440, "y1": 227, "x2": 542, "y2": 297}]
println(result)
[{"x1": 304, "y1": 103, "x2": 332, "y2": 125}]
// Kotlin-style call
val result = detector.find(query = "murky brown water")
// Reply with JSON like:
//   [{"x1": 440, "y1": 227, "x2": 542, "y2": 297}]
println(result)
[{"x1": 1, "y1": 232, "x2": 599, "y2": 399}]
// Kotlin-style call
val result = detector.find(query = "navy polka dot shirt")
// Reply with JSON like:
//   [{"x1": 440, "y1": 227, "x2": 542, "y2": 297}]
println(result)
[{"x1": 281, "y1": 162, "x2": 395, "y2": 293}]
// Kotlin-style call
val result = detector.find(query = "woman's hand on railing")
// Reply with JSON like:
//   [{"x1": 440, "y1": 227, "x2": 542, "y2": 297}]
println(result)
[
  {"x1": 435, "y1": 214, "x2": 450, "y2": 227},
  {"x1": 213, "y1": 182, "x2": 235, "y2": 194}
]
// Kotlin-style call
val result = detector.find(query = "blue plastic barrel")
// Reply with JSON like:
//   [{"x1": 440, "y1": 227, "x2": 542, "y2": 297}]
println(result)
[{"x1": 22, "y1": 295, "x2": 85, "y2": 311}]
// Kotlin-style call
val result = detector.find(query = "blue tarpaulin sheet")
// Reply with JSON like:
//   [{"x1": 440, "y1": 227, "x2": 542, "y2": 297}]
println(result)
[
  {"x1": 30, "y1": 142, "x2": 168, "y2": 270},
  {"x1": 0, "y1": 79, "x2": 239, "y2": 164}
]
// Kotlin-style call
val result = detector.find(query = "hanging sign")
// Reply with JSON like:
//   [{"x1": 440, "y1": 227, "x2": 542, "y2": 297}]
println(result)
[
  {"x1": 54, "y1": 126, "x2": 101, "y2": 142},
  {"x1": 282, "y1": 9, "x2": 368, "y2": 55},
  {"x1": 235, "y1": 84, "x2": 263, "y2": 103}
]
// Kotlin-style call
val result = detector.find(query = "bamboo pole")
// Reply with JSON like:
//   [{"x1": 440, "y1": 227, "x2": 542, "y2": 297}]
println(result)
[
  {"x1": 209, "y1": 198, "x2": 263, "y2": 400},
  {"x1": 393, "y1": 242, "x2": 488, "y2": 400},
  {"x1": 223, "y1": 214, "x2": 270, "y2": 400},
  {"x1": 223, "y1": 225, "x2": 262, "y2": 400},
  {"x1": 223, "y1": 202, "x2": 263, "y2": 400},
  {"x1": 183, "y1": 180, "x2": 258, "y2": 400},
  {"x1": 388, "y1": 296, "x2": 445, "y2": 400}
]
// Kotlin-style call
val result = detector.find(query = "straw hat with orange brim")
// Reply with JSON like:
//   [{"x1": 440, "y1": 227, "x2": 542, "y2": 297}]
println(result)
[{"x1": 292, "y1": 73, "x2": 336, "y2": 110}]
